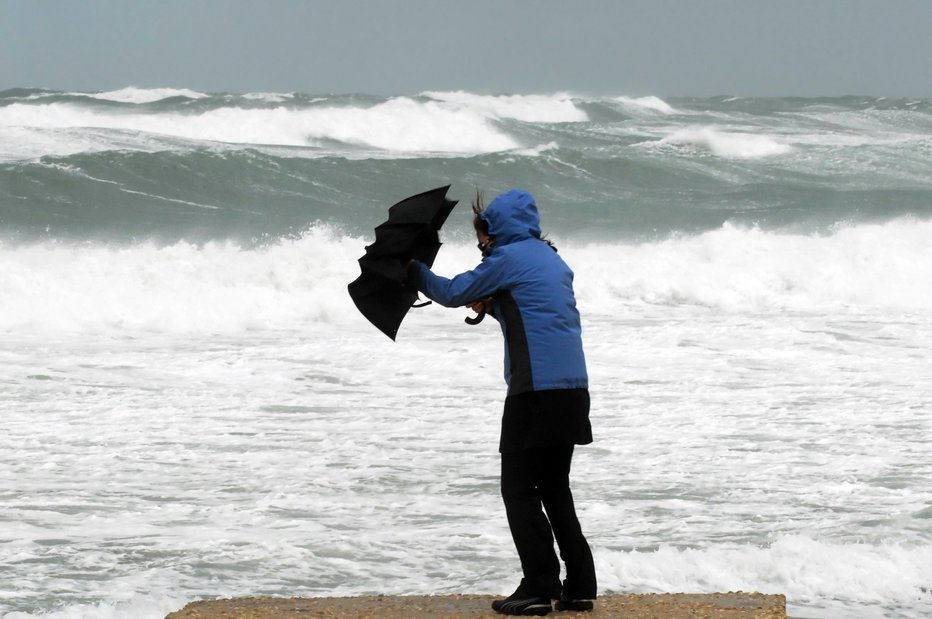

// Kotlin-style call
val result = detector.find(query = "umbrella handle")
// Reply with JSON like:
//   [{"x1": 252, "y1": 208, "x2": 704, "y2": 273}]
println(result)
[
  {"x1": 464, "y1": 310, "x2": 486, "y2": 325},
  {"x1": 412, "y1": 300, "x2": 433, "y2": 309}
]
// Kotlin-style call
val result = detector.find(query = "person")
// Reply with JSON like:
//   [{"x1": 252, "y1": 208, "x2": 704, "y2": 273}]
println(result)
[{"x1": 407, "y1": 189, "x2": 597, "y2": 616}]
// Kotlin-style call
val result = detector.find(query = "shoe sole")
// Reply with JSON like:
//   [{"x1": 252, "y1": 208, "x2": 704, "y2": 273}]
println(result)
[{"x1": 496, "y1": 599, "x2": 552, "y2": 616}]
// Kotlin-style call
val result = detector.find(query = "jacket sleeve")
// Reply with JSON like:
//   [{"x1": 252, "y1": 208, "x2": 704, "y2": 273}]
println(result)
[{"x1": 409, "y1": 254, "x2": 507, "y2": 308}]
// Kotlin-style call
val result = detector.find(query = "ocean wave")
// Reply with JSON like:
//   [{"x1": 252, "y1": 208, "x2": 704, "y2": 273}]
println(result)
[
  {"x1": 239, "y1": 91, "x2": 297, "y2": 103},
  {"x1": 0, "y1": 226, "x2": 362, "y2": 335},
  {"x1": 4, "y1": 91, "x2": 932, "y2": 166},
  {"x1": 657, "y1": 127, "x2": 792, "y2": 158},
  {"x1": 3, "y1": 92, "x2": 932, "y2": 245},
  {"x1": 614, "y1": 95, "x2": 677, "y2": 114},
  {"x1": 0, "y1": 125, "x2": 189, "y2": 161},
  {"x1": 90, "y1": 87, "x2": 209, "y2": 104},
  {"x1": 2, "y1": 594, "x2": 187, "y2": 619},
  {"x1": 571, "y1": 218, "x2": 932, "y2": 314},
  {"x1": 2, "y1": 218, "x2": 929, "y2": 336},
  {"x1": 0, "y1": 96, "x2": 519, "y2": 157},
  {"x1": 599, "y1": 536, "x2": 932, "y2": 619},
  {"x1": 421, "y1": 91, "x2": 588, "y2": 123}
]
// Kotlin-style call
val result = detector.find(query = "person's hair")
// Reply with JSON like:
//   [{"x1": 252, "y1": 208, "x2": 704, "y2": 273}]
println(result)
[
  {"x1": 472, "y1": 189, "x2": 489, "y2": 237},
  {"x1": 472, "y1": 188, "x2": 558, "y2": 252}
]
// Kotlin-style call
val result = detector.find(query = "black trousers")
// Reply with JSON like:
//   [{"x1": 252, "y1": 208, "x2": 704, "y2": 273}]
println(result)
[{"x1": 500, "y1": 444, "x2": 597, "y2": 600}]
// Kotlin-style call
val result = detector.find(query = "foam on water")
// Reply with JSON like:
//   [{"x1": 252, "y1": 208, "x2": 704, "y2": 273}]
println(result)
[
  {"x1": 0, "y1": 226, "x2": 359, "y2": 335},
  {"x1": 421, "y1": 91, "x2": 588, "y2": 123},
  {"x1": 90, "y1": 87, "x2": 209, "y2": 104},
  {"x1": 599, "y1": 537, "x2": 932, "y2": 619},
  {"x1": 0, "y1": 91, "x2": 588, "y2": 161},
  {"x1": 5, "y1": 538, "x2": 929, "y2": 618},
  {"x1": 239, "y1": 92, "x2": 296, "y2": 103},
  {"x1": 3, "y1": 296, "x2": 929, "y2": 617},
  {"x1": 3, "y1": 91, "x2": 931, "y2": 167},
  {"x1": 0, "y1": 97, "x2": 519, "y2": 158},
  {"x1": 658, "y1": 126, "x2": 792, "y2": 158},
  {"x1": 3, "y1": 595, "x2": 187, "y2": 619},
  {"x1": 2, "y1": 90, "x2": 931, "y2": 619},
  {"x1": 572, "y1": 218, "x2": 932, "y2": 314},
  {"x1": 614, "y1": 95, "x2": 678, "y2": 114},
  {"x1": 2, "y1": 219, "x2": 929, "y2": 337}
]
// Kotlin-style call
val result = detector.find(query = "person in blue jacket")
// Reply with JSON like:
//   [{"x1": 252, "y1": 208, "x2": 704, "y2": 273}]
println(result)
[{"x1": 408, "y1": 189, "x2": 597, "y2": 616}]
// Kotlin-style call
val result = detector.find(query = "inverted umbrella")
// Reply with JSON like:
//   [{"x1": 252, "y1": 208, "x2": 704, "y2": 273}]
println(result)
[{"x1": 348, "y1": 185, "x2": 458, "y2": 340}]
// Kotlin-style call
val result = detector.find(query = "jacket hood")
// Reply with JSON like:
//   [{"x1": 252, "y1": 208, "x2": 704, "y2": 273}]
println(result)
[{"x1": 481, "y1": 189, "x2": 541, "y2": 246}]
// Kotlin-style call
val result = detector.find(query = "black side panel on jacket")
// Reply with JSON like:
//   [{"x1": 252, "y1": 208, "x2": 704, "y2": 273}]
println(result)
[{"x1": 495, "y1": 289, "x2": 533, "y2": 395}]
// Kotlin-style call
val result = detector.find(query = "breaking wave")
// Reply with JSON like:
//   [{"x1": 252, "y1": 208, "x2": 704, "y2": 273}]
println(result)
[
  {"x1": 658, "y1": 127, "x2": 792, "y2": 158},
  {"x1": 573, "y1": 218, "x2": 932, "y2": 313},
  {"x1": 0, "y1": 97, "x2": 519, "y2": 156},
  {"x1": 91, "y1": 87, "x2": 209, "y2": 103},
  {"x1": 600, "y1": 536, "x2": 932, "y2": 619},
  {"x1": 1, "y1": 218, "x2": 929, "y2": 337},
  {"x1": 615, "y1": 95, "x2": 678, "y2": 114},
  {"x1": 421, "y1": 91, "x2": 588, "y2": 123}
]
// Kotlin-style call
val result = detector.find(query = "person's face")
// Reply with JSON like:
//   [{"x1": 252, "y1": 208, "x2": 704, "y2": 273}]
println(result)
[{"x1": 476, "y1": 229, "x2": 493, "y2": 256}]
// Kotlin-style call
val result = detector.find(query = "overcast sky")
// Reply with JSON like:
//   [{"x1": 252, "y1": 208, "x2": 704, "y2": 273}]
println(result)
[{"x1": 2, "y1": 0, "x2": 930, "y2": 97}]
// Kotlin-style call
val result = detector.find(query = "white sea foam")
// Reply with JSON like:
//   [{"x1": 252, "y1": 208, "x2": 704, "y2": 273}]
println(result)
[
  {"x1": 2, "y1": 220, "x2": 930, "y2": 618},
  {"x1": 421, "y1": 91, "x2": 588, "y2": 123},
  {"x1": 90, "y1": 87, "x2": 208, "y2": 103},
  {"x1": 615, "y1": 95, "x2": 677, "y2": 114},
  {"x1": 3, "y1": 291, "x2": 929, "y2": 618},
  {"x1": 5, "y1": 92, "x2": 930, "y2": 164},
  {"x1": 239, "y1": 92, "x2": 295, "y2": 103},
  {"x1": 0, "y1": 226, "x2": 361, "y2": 335},
  {"x1": 2, "y1": 594, "x2": 187, "y2": 619},
  {"x1": 0, "y1": 97, "x2": 518, "y2": 157},
  {"x1": 571, "y1": 218, "x2": 932, "y2": 314},
  {"x1": 599, "y1": 537, "x2": 932, "y2": 619},
  {"x1": 3, "y1": 92, "x2": 932, "y2": 619},
  {"x1": 1, "y1": 219, "x2": 930, "y2": 338},
  {"x1": 514, "y1": 141, "x2": 560, "y2": 156},
  {"x1": 4, "y1": 539, "x2": 928, "y2": 618},
  {"x1": 659, "y1": 126, "x2": 791, "y2": 158}
]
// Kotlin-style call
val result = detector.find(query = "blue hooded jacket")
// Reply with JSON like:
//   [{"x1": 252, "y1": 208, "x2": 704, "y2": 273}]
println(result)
[{"x1": 409, "y1": 190, "x2": 588, "y2": 396}]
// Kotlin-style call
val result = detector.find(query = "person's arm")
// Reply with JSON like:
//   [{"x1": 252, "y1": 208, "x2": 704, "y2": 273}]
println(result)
[{"x1": 409, "y1": 254, "x2": 506, "y2": 308}]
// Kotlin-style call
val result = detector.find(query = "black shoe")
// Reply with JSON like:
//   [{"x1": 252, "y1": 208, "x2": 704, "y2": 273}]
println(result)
[
  {"x1": 492, "y1": 588, "x2": 553, "y2": 616},
  {"x1": 554, "y1": 597, "x2": 594, "y2": 612}
]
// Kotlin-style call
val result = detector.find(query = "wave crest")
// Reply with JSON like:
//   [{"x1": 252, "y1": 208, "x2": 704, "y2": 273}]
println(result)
[
  {"x1": 0, "y1": 96, "x2": 520, "y2": 157},
  {"x1": 422, "y1": 91, "x2": 588, "y2": 123},
  {"x1": 91, "y1": 87, "x2": 209, "y2": 103},
  {"x1": 599, "y1": 536, "x2": 932, "y2": 619},
  {"x1": 660, "y1": 127, "x2": 791, "y2": 158},
  {"x1": 3, "y1": 219, "x2": 929, "y2": 336},
  {"x1": 615, "y1": 95, "x2": 677, "y2": 114},
  {"x1": 570, "y1": 218, "x2": 932, "y2": 314}
]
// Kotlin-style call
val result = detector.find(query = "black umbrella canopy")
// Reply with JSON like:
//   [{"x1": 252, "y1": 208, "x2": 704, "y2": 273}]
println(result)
[{"x1": 348, "y1": 185, "x2": 458, "y2": 340}]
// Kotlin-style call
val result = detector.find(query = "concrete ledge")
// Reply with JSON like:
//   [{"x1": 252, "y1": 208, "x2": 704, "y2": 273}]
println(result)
[{"x1": 166, "y1": 592, "x2": 789, "y2": 618}]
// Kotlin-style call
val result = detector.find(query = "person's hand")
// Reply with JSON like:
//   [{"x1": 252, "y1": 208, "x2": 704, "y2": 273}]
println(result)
[
  {"x1": 466, "y1": 297, "x2": 493, "y2": 314},
  {"x1": 464, "y1": 297, "x2": 492, "y2": 325}
]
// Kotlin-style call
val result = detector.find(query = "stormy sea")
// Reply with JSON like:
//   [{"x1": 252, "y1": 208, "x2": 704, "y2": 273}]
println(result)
[{"x1": 1, "y1": 88, "x2": 930, "y2": 619}]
